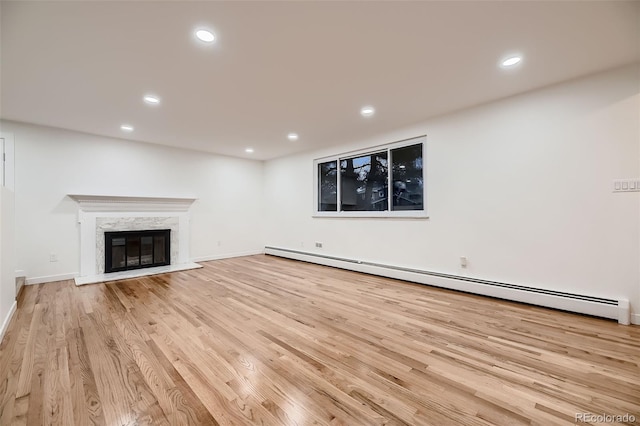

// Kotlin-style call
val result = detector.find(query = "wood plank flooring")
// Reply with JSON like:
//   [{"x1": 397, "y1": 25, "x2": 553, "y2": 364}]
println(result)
[{"x1": 0, "y1": 254, "x2": 639, "y2": 425}]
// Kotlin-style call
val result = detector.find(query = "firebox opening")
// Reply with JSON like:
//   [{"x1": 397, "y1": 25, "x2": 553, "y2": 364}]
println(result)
[{"x1": 105, "y1": 229, "x2": 170, "y2": 273}]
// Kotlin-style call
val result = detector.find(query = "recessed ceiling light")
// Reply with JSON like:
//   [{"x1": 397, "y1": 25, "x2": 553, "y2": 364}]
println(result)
[
  {"x1": 195, "y1": 29, "x2": 216, "y2": 43},
  {"x1": 245, "y1": 148, "x2": 254, "y2": 153},
  {"x1": 143, "y1": 94, "x2": 160, "y2": 105},
  {"x1": 360, "y1": 106, "x2": 375, "y2": 117},
  {"x1": 501, "y1": 55, "x2": 522, "y2": 68},
  {"x1": 287, "y1": 133, "x2": 299, "y2": 141},
  {"x1": 120, "y1": 124, "x2": 134, "y2": 132}
]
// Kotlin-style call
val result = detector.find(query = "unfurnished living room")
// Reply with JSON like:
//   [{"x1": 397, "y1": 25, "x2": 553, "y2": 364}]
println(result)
[{"x1": 0, "y1": 1, "x2": 639, "y2": 425}]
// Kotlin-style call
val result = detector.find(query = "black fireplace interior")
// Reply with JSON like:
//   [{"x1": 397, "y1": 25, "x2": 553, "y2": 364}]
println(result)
[{"x1": 105, "y1": 229, "x2": 170, "y2": 273}]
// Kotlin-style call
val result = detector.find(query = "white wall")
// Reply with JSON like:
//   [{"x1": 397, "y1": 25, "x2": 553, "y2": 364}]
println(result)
[
  {"x1": 0, "y1": 186, "x2": 16, "y2": 338},
  {"x1": 0, "y1": 121, "x2": 265, "y2": 283},
  {"x1": 0, "y1": 130, "x2": 17, "y2": 339},
  {"x1": 264, "y1": 64, "x2": 640, "y2": 319}
]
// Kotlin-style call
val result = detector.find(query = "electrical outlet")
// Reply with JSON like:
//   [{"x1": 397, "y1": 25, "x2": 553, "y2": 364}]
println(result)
[
  {"x1": 50, "y1": 253, "x2": 58, "y2": 262},
  {"x1": 460, "y1": 256, "x2": 467, "y2": 268},
  {"x1": 613, "y1": 179, "x2": 640, "y2": 192},
  {"x1": 315, "y1": 242, "x2": 323, "y2": 248}
]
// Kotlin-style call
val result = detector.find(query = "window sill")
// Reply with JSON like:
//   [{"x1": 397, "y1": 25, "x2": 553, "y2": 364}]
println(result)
[{"x1": 312, "y1": 211, "x2": 429, "y2": 219}]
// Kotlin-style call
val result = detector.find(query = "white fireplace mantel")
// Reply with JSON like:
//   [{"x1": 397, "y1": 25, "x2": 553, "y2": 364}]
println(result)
[
  {"x1": 68, "y1": 194, "x2": 197, "y2": 212},
  {"x1": 69, "y1": 194, "x2": 200, "y2": 285}
]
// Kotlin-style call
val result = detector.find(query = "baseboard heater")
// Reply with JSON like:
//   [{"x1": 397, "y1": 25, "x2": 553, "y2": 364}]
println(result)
[{"x1": 264, "y1": 246, "x2": 631, "y2": 325}]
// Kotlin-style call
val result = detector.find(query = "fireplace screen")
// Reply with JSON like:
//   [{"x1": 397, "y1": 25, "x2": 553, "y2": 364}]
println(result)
[{"x1": 105, "y1": 229, "x2": 170, "y2": 273}]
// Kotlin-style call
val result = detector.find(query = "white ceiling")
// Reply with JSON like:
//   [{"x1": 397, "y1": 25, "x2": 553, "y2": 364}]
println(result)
[{"x1": 1, "y1": 1, "x2": 638, "y2": 160}]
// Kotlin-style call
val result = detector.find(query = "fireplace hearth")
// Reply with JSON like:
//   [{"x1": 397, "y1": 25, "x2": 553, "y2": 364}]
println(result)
[{"x1": 105, "y1": 229, "x2": 170, "y2": 273}]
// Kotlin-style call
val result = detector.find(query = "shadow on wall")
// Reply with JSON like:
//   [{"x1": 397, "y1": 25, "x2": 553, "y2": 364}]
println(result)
[{"x1": 53, "y1": 196, "x2": 79, "y2": 215}]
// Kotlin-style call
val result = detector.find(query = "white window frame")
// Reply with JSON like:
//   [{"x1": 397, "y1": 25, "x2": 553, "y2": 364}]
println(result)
[{"x1": 313, "y1": 135, "x2": 427, "y2": 218}]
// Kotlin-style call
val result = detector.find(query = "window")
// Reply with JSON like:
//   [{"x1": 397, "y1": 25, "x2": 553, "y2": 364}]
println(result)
[
  {"x1": 391, "y1": 144, "x2": 423, "y2": 211},
  {"x1": 318, "y1": 160, "x2": 337, "y2": 211},
  {"x1": 341, "y1": 151, "x2": 388, "y2": 211},
  {"x1": 315, "y1": 136, "x2": 426, "y2": 217}
]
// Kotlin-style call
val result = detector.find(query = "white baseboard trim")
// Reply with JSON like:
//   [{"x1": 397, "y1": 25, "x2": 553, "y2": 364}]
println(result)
[
  {"x1": 15, "y1": 269, "x2": 26, "y2": 278},
  {"x1": 631, "y1": 313, "x2": 640, "y2": 325},
  {"x1": 265, "y1": 246, "x2": 630, "y2": 325},
  {"x1": 192, "y1": 249, "x2": 265, "y2": 263},
  {"x1": 26, "y1": 272, "x2": 78, "y2": 285},
  {"x1": 0, "y1": 301, "x2": 17, "y2": 344}
]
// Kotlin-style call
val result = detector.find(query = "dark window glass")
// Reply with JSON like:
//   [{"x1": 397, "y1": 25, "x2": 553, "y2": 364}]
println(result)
[
  {"x1": 318, "y1": 161, "x2": 338, "y2": 211},
  {"x1": 340, "y1": 151, "x2": 388, "y2": 211},
  {"x1": 391, "y1": 144, "x2": 423, "y2": 211}
]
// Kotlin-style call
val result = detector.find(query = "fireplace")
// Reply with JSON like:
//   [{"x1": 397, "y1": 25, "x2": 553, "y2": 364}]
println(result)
[
  {"x1": 69, "y1": 194, "x2": 200, "y2": 285},
  {"x1": 105, "y1": 229, "x2": 170, "y2": 273}
]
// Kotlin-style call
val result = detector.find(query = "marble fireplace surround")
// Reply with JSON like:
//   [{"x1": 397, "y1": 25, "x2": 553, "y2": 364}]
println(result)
[{"x1": 69, "y1": 194, "x2": 201, "y2": 285}]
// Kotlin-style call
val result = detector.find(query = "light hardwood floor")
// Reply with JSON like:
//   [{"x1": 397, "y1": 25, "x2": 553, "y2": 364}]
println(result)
[{"x1": 0, "y1": 255, "x2": 638, "y2": 425}]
